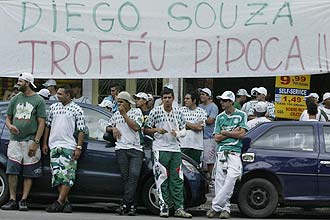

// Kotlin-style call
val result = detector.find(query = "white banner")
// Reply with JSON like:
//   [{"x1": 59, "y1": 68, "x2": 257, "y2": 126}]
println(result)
[{"x1": 0, "y1": 0, "x2": 330, "y2": 79}]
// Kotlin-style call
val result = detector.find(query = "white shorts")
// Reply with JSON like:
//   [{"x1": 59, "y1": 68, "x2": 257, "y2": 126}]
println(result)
[
  {"x1": 202, "y1": 138, "x2": 217, "y2": 164},
  {"x1": 7, "y1": 140, "x2": 41, "y2": 165}
]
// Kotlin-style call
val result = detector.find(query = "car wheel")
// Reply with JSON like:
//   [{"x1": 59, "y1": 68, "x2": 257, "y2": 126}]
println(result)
[
  {"x1": 142, "y1": 177, "x2": 161, "y2": 215},
  {"x1": 0, "y1": 169, "x2": 9, "y2": 206},
  {"x1": 238, "y1": 178, "x2": 278, "y2": 218}
]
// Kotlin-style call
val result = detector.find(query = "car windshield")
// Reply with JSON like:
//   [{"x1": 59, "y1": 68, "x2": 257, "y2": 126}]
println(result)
[{"x1": 0, "y1": 102, "x2": 112, "y2": 142}]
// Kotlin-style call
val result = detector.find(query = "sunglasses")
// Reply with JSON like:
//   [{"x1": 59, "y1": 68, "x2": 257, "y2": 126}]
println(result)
[{"x1": 220, "y1": 99, "x2": 231, "y2": 102}]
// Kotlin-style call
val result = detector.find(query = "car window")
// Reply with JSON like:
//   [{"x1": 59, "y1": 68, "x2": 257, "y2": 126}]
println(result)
[
  {"x1": 251, "y1": 125, "x2": 315, "y2": 151},
  {"x1": 323, "y1": 126, "x2": 330, "y2": 153},
  {"x1": 82, "y1": 107, "x2": 110, "y2": 141}
]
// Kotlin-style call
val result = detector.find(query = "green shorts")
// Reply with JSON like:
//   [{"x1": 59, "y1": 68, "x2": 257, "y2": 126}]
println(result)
[{"x1": 50, "y1": 147, "x2": 77, "y2": 187}]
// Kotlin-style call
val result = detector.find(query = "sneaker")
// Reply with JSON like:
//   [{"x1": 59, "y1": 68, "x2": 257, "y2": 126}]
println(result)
[
  {"x1": 174, "y1": 208, "x2": 192, "y2": 218},
  {"x1": 1, "y1": 199, "x2": 18, "y2": 210},
  {"x1": 46, "y1": 201, "x2": 63, "y2": 213},
  {"x1": 62, "y1": 201, "x2": 72, "y2": 213},
  {"x1": 219, "y1": 211, "x2": 230, "y2": 219},
  {"x1": 18, "y1": 200, "x2": 28, "y2": 211},
  {"x1": 206, "y1": 208, "x2": 219, "y2": 218},
  {"x1": 116, "y1": 204, "x2": 128, "y2": 215},
  {"x1": 127, "y1": 205, "x2": 136, "y2": 216},
  {"x1": 159, "y1": 206, "x2": 169, "y2": 218}
]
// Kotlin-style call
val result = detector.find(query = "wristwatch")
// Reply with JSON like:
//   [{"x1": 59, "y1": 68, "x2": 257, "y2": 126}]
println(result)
[
  {"x1": 34, "y1": 139, "x2": 40, "y2": 144},
  {"x1": 76, "y1": 145, "x2": 82, "y2": 150}
]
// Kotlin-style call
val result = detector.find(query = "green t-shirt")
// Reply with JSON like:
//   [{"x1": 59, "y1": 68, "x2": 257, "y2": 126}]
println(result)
[
  {"x1": 6, "y1": 93, "x2": 46, "y2": 141},
  {"x1": 214, "y1": 109, "x2": 248, "y2": 153}
]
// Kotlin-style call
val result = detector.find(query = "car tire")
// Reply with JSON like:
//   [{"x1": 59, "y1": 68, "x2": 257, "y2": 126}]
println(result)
[
  {"x1": 142, "y1": 177, "x2": 161, "y2": 215},
  {"x1": 238, "y1": 178, "x2": 278, "y2": 218},
  {"x1": 0, "y1": 169, "x2": 9, "y2": 206}
]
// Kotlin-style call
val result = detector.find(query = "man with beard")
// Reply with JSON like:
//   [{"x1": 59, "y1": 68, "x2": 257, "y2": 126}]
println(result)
[{"x1": 2, "y1": 72, "x2": 46, "y2": 211}]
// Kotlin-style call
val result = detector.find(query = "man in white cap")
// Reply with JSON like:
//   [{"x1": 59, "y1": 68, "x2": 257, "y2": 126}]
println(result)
[
  {"x1": 241, "y1": 87, "x2": 258, "y2": 115},
  {"x1": 95, "y1": 99, "x2": 114, "y2": 140},
  {"x1": 99, "y1": 99, "x2": 114, "y2": 113},
  {"x1": 198, "y1": 87, "x2": 219, "y2": 179},
  {"x1": 134, "y1": 92, "x2": 153, "y2": 149},
  {"x1": 206, "y1": 91, "x2": 247, "y2": 219},
  {"x1": 106, "y1": 91, "x2": 143, "y2": 216},
  {"x1": 247, "y1": 87, "x2": 276, "y2": 121},
  {"x1": 43, "y1": 79, "x2": 58, "y2": 101},
  {"x1": 38, "y1": 88, "x2": 51, "y2": 100},
  {"x1": 147, "y1": 94, "x2": 155, "y2": 110},
  {"x1": 134, "y1": 92, "x2": 150, "y2": 116},
  {"x1": 299, "y1": 93, "x2": 327, "y2": 121},
  {"x1": 234, "y1": 89, "x2": 251, "y2": 110},
  {"x1": 320, "y1": 92, "x2": 330, "y2": 120},
  {"x1": 2, "y1": 72, "x2": 46, "y2": 211},
  {"x1": 247, "y1": 102, "x2": 271, "y2": 129}
]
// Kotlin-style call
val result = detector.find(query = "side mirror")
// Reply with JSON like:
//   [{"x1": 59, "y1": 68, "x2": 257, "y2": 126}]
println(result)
[{"x1": 242, "y1": 137, "x2": 251, "y2": 153}]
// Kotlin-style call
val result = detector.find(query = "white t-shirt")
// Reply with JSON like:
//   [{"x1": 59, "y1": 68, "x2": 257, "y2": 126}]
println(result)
[
  {"x1": 248, "y1": 101, "x2": 276, "y2": 120},
  {"x1": 319, "y1": 106, "x2": 330, "y2": 120},
  {"x1": 179, "y1": 106, "x2": 207, "y2": 150},
  {"x1": 299, "y1": 108, "x2": 327, "y2": 121},
  {"x1": 146, "y1": 105, "x2": 185, "y2": 152},
  {"x1": 73, "y1": 96, "x2": 91, "y2": 104},
  {"x1": 49, "y1": 95, "x2": 58, "y2": 101},
  {"x1": 241, "y1": 100, "x2": 258, "y2": 115},
  {"x1": 109, "y1": 108, "x2": 143, "y2": 151},
  {"x1": 247, "y1": 117, "x2": 271, "y2": 130},
  {"x1": 154, "y1": 98, "x2": 179, "y2": 108},
  {"x1": 47, "y1": 101, "x2": 86, "y2": 150}
]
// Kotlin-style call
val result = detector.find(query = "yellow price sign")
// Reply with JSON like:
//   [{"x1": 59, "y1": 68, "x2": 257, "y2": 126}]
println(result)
[
  {"x1": 275, "y1": 75, "x2": 310, "y2": 89},
  {"x1": 281, "y1": 95, "x2": 304, "y2": 104}
]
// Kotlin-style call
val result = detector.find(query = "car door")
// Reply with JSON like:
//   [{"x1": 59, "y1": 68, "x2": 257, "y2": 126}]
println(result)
[
  {"x1": 247, "y1": 123, "x2": 319, "y2": 199},
  {"x1": 70, "y1": 106, "x2": 124, "y2": 198},
  {"x1": 317, "y1": 124, "x2": 330, "y2": 197},
  {"x1": 32, "y1": 104, "x2": 124, "y2": 199}
]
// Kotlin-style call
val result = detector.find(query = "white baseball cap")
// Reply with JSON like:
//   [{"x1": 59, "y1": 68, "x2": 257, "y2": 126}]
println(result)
[
  {"x1": 42, "y1": 79, "x2": 57, "y2": 87},
  {"x1": 164, "y1": 83, "x2": 174, "y2": 90},
  {"x1": 251, "y1": 87, "x2": 258, "y2": 96},
  {"x1": 147, "y1": 94, "x2": 154, "y2": 101},
  {"x1": 117, "y1": 91, "x2": 135, "y2": 105},
  {"x1": 198, "y1": 88, "x2": 212, "y2": 96},
  {"x1": 323, "y1": 92, "x2": 330, "y2": 102},
  {"x1": 216, "y1": 91, "x2": 235, "y2": 102},
  {"x1": 99, "y1": 99, "x2": 114, "y2": 108},
  {"x1": 18, "y1": 72, "x2": 37, "y2": 89},
  {"x1": 237, "y1": 89, "x2": 251, "y2": 97},
  {"x1": 305, "y1": 93, "x2": 319, "y2": 101},
  {"x1": 133, "y1": 92, "x2": 149, "y2": 101},
  {"x1": 38, "y1": 88, "x2": 50, "y2": 98},
  {"x1": 254, "y1": 101, "x2": 268, "y2": 113},
  {"x1": 255, "y1": 87, "x2": 267, "y2": 96}
]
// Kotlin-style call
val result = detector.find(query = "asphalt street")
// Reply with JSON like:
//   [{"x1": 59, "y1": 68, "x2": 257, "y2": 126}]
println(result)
[{"x1": 1, "y1": 202, "x2": 330, "y2": 220}]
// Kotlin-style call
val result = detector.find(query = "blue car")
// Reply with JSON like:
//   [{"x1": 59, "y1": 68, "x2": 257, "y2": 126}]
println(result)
[
  {"x1": 233, "y1": 121, "x2": 330, "y2": 218},
  {"x1": 0, "y1": 101, "x2": 207, "y2": 214}
]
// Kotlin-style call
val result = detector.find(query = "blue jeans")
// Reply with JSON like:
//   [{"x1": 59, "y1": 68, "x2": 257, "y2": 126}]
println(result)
[{"x1": 116, "y1": 149, "x2": 144, "y2": 205}]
